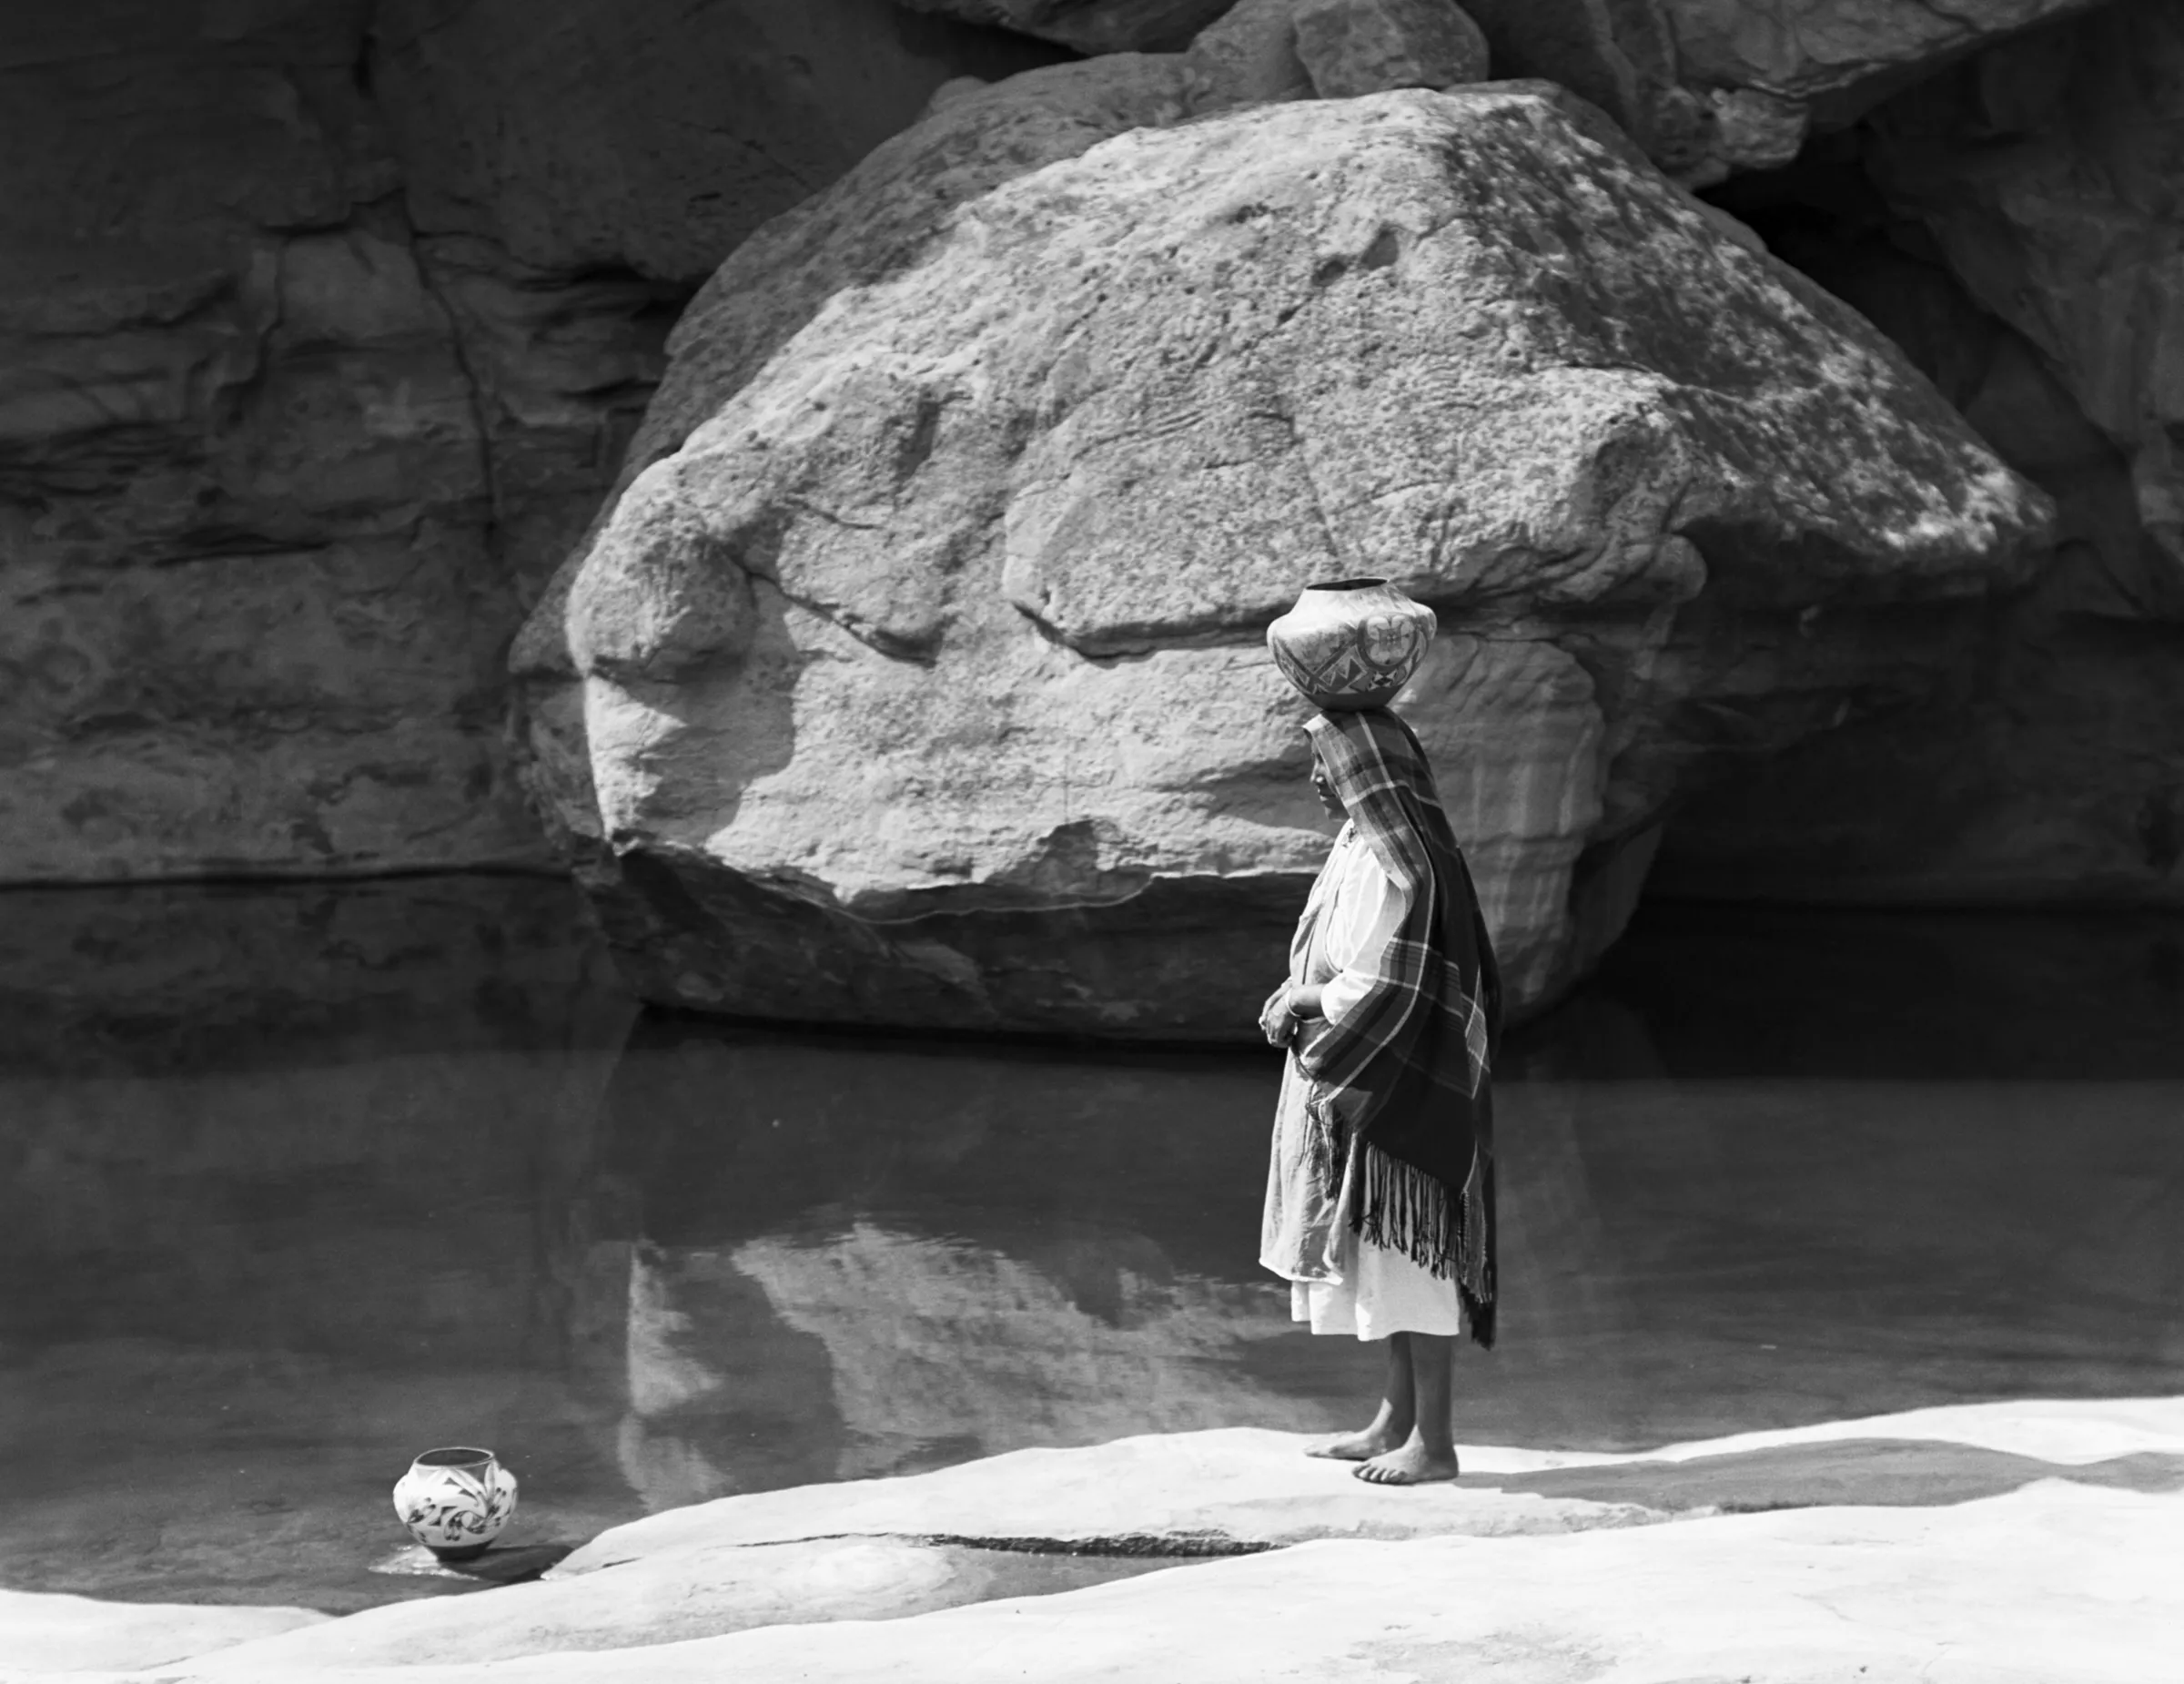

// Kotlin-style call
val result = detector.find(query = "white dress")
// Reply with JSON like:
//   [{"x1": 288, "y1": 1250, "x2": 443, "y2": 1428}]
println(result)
[{"x1": 1259, "y1": 824, "x2": 1466, "y2": 1341}]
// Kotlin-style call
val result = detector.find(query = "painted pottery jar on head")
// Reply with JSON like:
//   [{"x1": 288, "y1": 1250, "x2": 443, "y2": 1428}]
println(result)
[
  {"x1": 392, "y1": 1446, "x2": 519, "y2": 1561},
  {"x1": 1267, "y1": 578, "x2": 1437, "y2": 711}
]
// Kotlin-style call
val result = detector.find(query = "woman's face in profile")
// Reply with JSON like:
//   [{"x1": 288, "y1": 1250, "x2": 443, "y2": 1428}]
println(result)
[{"x1": 1309, "y1": 751, "x2": 1346, "y2": 820}]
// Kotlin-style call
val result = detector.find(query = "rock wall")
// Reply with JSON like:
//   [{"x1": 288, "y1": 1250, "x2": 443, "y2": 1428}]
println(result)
[
  {"x1": 514, "y1": 77, "x2": 2048, "y2": 1034},
  {"x1": 9, "y1": 0, "x2": 2178, "y2": 1030},
  {"x1": 0, "y1": 0, "x2": 1057, "y2": 882},
  {"x1": 1654, "y1": 0, "x2": 2184, "y2": 905}
]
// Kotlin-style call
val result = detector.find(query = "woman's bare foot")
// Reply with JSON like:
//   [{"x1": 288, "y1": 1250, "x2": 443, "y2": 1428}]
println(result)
[
  {"x1": 1304, "y1": 1393, "x2": 1411, "y2": 1461},
  {"x1": 1353, "y1": 1435, "x2": 1461, "y2": 1486},
  {"x1": 1303, "y1": 1422, "x2": 1408, "y2": 1461}
]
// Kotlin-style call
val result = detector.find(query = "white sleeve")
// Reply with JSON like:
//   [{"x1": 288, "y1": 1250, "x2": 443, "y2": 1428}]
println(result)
[{"x1": 1319, "y1": 845, "x2": 1410, "y2": 1028}]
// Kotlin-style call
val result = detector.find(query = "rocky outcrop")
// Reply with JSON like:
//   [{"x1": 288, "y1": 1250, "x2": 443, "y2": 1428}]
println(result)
[
  {"x1": 1653, "y1": 0, "x2": 2184, "y2": 906},
  {"x1": 9, "y1": 0, "x2": 2170, "y2": 1001},
  {"x1": 1598, "y1": 0, "x2": 2100, "y2": 178},
  {"x1": 515, "y1": 78, "x2": 2048, "y2": 1036},
  {"x1": 1182, "y1": 0, "x2": 1322, "y2": 106},
  {"x1": 895, "y1": 0, "x2": 1233, "y2": 52},
  {"x1": 1863, "y1": 0, "x2": 2184, "y2": 578},
  {"x1": 902, "y1": 0, "x2": 2103, "y2": 181},
  {"x1": 0, "y1": 0, "x2": 1056, "y2": 883},
  {"x1": 1292, "y1": 0, "x2": 1491, "y2": 99},
  {"x1": 1181, "y1": 0, "x2": 1489, "y2": 112},
  {"x1": 1461, "y1": 0, "x2": 1794, "y2": 179}
]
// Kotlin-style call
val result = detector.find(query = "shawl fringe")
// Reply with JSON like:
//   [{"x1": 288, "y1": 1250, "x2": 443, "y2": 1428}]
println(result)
[{"x1": 1351, "y1": 1139, "x2": 1496, "y2": 1349}]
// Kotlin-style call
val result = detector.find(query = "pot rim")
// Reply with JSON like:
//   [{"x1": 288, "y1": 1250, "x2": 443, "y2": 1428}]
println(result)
[
  {"x1": 1301, "y1": 577, "x2": 1390, "y2": 592},
  {"x1": 412, "y1": 1446, "x2": 498, "y2": 1468}
]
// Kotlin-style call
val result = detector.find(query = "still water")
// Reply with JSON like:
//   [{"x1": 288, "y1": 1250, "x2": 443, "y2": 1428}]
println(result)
[{"x1": 2, "y1": 878, "x2": 2180, "y2": 1611}]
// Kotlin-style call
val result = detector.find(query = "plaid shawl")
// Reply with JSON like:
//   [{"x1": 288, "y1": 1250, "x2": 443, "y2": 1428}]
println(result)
[{"x1": 1292, "y1": 708, "x2": 1503, "y2": 1346}]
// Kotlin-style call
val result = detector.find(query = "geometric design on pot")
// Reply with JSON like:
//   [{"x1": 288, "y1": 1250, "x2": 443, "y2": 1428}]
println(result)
[
  {"x1": 391, "y1": 1446, "x2": 520, "y2": 1562},
  {"x1": 1267, "y1": 578, "x2": 1440, "y2": 711}
]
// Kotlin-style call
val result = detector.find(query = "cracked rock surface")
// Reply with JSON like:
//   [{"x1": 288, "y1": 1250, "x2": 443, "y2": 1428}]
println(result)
[{"x1": 518, "y1": 81, "x2": 2048, "y2": 1035}]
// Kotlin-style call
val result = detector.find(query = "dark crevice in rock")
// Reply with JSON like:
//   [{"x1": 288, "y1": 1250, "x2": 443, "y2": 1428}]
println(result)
[
  {"x1": 146, "y1": 539, "x2": 335, "y2": 569},
  {"x1": 895, "y1": 393, "x2": 948, "y2": 480},
  {"x1": 578, "y1": 1529, "x2": 1275, "y2": 1565},
  {"x1": 915, "y1": 1531, "x2": 1275, "y2": 1558},
  {"x1": 771, "y1": 584, "x2": 943, "y2": 664},
  {"x1": 1010, "y1": 604, "x2": 1281, "y2": 662},
  {"x1": 351, "y1": 1, "x2": 379, "y2": 101},
  {"x1": 404, "y1": 230, "x2": 506, "y2": 572}
]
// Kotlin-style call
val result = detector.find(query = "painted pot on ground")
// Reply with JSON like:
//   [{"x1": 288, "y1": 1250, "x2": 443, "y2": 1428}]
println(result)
[
  {"x1": 392, "y1": 1446, "x2": 519, "y2": 1561},
  {"x1": 1266, "y1": 579, "x2": 1438, "y2": 711}
]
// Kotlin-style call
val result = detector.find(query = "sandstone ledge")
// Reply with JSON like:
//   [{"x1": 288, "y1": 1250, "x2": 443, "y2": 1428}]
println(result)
[
  {"x1": 0, "y1": 1593, "x2": 325, "y2": 1676},
  {"x1": 11, "y1": 1398, "x2": 2179, "y2": 1681}
]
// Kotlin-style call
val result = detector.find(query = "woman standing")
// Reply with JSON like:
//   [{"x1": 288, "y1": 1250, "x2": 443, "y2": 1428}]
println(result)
[{"x1": 1259, "y1": 706, "x2": 1502, "y2": 1486}]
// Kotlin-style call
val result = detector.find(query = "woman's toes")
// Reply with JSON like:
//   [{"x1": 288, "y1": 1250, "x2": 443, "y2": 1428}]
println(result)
[{"x1": 1352, "y1": 1446, "x2": 1461, "y2": 1486}]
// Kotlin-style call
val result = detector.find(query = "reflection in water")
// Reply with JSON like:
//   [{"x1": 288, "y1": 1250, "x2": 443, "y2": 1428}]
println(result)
[
  {"x1": 730, "y1": 1222, "x2": 1293, "y2": 1480},
  {"x1": 612, "y1": 1227, "x2": 1294, "y2": 1500},
  {"x1": 1, "y1": 881, "x2": 2180, "y2": 1611}
]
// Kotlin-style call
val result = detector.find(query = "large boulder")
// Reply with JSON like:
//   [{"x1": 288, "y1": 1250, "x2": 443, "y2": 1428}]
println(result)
[
  {"x1": 572, "y1": 53, "x2": 1196, "y2": 521},
  {"x1": 0, "y1": 0, "x2": 1054, "y2": 882},
  {"x1": 514, "y1": 82, "x2": 2049, "y2": 1038}
]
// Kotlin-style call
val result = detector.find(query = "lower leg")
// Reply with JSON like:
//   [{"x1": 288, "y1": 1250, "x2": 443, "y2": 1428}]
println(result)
[
  {"x1": 1409, "y1": 1334, "x2": 1456, "y2": 1457},
  {"x1": 1303, "y1": 1334, "x2": 1416, "y2": 1460},
  {"x1": 1355, "y1": 1334, "x2": 1461, "y2": 1484}
]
